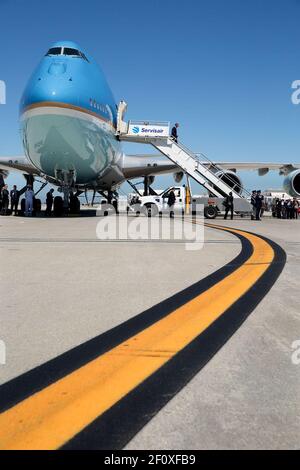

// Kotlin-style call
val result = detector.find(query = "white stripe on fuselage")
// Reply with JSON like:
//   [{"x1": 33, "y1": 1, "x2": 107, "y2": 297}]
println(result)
[{"x1": 21, "y1": 104, "x2": 116, "y2": 135}]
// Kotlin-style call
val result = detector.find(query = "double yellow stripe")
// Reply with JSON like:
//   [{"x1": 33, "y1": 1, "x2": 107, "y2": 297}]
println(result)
[{"x1": 0, "y1": 226, "x2": 274, "y2": 450}]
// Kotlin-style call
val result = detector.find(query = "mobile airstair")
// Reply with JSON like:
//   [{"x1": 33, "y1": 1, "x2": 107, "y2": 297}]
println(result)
[{"x1": 116, "y1": 101, "x2": 252, "y2": 212}]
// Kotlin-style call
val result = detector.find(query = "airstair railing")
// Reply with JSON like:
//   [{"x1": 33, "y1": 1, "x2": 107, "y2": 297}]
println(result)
[
  {"x1": 171, "y1": 139, "x2": 251, "y2": 198},
  {"x1": 195, "y1": 151, "x2": 252, "y2": 198}
]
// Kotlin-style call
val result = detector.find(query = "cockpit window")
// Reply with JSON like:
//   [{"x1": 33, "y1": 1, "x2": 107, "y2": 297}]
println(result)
[
  {"x1": 46, "y1": 47, "x2": 89, "y2": 62},
  {"x1": 46, "y1": 47, "x2": 62, "y2": 56},
  {"x1": 63, "y1": 48, "x2": 81, "y2": 57},
  {"x1": 64, "y1": 48, "x2": 89, "y2": 62}
]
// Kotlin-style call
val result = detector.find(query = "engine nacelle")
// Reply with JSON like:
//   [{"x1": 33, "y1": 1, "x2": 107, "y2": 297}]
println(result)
[
  {"x1": 283, "y1": 169, "x2": 300, "y2": 197},
  {"x1": 213, "y1": 170, "x2": 243, "y2": 195},
  {"x1": 173, "y1": 171, "x2": 184, "y2": 183}
]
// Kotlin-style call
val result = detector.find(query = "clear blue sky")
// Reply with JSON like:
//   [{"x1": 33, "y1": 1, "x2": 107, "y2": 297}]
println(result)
[{"x1": 0, "y1": 0, "x2": 299, "y2": 195}]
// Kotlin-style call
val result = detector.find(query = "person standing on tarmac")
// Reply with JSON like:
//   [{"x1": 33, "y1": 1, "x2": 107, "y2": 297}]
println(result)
[
  {"x1": 251, "y1": 190, "x2": 257, "y2": 220},
  {"x1": 1, "y1": 185, "x2": 9, "y2": 215},
  {"x1": 224, "y1": 192, "x2": 234, "y2": 220},
  {"x1": 286, "y1": 199, "x2": 293, "y2": 219},
  {"x1": 168, "y1": 188, "x2": 176, "y2": 218},
  {"x1": 25, "y1": 185, "x2": 34, "y2": 217},
  {"x1": 255, "y1": 190, "x2": 264, "y2": 220},
  {"x1": 275, "y1": 198, "x2": 282, "y2": 218},
  {"x1": 10, "y1": 185, "x2": 19, "y2": 216},
  {"x1": 171, "y1": 123, "x2": 179, "y2": 143},
  {"x1": 293, "y1": 198, "x2": 299, "y2": 219},
  {"x1": 46, "y1": 189, "x2": 54, "y2": 216}
]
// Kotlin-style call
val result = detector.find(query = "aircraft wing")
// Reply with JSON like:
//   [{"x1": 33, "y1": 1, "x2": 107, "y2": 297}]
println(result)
[
  {"x1": 0, "y1": 156, "x2": 41, "y2": 177},
  {"x1": 214, "y1": 162, "x2": 300, "y2": 175},
  {"x1": 1, "y1": 154, "x2": 299, "y2": 185},
  {"x1": 125, "y1": 155, "x2": 300, "y2": 177}
]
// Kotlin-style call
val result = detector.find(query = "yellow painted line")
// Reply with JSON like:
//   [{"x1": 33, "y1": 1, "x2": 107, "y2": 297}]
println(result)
[{"x1": 0, "y1": 226, "x2": 274, "y2": 450}]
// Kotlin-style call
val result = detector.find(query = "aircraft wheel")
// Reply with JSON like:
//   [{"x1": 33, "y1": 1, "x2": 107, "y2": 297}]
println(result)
[
  {"x1": 54, "y1": 196, "x2": 64, "y2": 217},
  {"x1": 33, "y1": 198, "x2": 42, "y2": 216}
]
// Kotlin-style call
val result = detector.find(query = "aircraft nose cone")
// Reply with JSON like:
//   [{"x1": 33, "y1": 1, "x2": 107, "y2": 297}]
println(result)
[{"x1": 48, "y1": 62, "x2": 67, "y2": 75}]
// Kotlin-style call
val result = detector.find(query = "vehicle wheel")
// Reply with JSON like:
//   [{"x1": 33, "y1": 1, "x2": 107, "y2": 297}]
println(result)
[
  {"x1": 204, "y1": 205, "x2": 218, "y2": 219},
  {"x1": 145, "y1": 204, "x2": 158, "y2": 217}
]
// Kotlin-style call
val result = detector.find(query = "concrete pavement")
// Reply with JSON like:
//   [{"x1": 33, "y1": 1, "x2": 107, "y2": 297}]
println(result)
[
  {"x1": 0, "y1": 215, "x2": 239, "y2": 384},
  {"x1": 0, "y1": 215, "x2": 299, "y2": 449},
  {"x1": 127, "y1": 218, "x2": 300, "y2": 450}
]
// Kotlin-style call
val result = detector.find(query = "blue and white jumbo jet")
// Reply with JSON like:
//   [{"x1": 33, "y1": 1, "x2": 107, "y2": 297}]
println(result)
[{"x1": 1, "y1": 40, "x2": 300, "y2": 197}]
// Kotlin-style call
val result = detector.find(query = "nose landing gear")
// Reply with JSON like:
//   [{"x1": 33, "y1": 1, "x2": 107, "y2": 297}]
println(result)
[{"x1": 55, "y1": 169, "x2": 80, "y2": 216}]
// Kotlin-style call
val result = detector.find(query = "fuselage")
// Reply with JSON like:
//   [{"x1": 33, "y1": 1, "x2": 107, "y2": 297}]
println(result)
[{"x1": 20, "y1": 41, "x2": 124, "y2": 189}]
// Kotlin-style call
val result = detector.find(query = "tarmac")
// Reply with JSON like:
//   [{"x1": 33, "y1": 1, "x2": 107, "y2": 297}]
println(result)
[{"x1": 0, "y1": 214, "x2": 299, "y2": 449}]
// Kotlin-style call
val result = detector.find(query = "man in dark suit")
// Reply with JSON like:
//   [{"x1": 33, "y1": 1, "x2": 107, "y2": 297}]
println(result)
[
  {"x1": 1, "y1": 185, "x2": 10, "y2": 215},
  {"x1": 10, "y1": 185, "x2": 20, "y2": 215},
  {"x1": 224, "y1": 192, "x2": 234, "y2": 220},
  {"x1": 168, "y1": 189, "x2": 176, "y2": 218},
  {"x1": 46, "y1": 189, "x2": 55, "y2": 216},
  {"x1": 171, "y1": 123, "x2": 179, "y2": 143},
  {"x1": 251, "y1": 190, "x2": 257, "y2": 220},
  {"x1": 255, "y1": 190, "x2": 264, "y2": 220}
]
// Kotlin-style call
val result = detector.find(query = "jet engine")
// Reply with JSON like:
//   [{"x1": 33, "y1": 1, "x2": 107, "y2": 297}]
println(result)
[
  {"x1": 213, "y1": 170, "x2": 243, "y2": 195},
  {"x1": 283, "y1": 169, "x2": 300, "y2": 197}
]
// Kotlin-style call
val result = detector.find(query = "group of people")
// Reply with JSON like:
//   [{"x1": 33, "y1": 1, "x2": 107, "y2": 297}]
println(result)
[
  {"x1": 0, "y1": 185, "x2": 23, "y2": 216},
  {"x1": 0, "y1": 183, "x2": 75, "y2": 217},
  {"x1": 272, "y1": 198, "x2": 299, "y2": 219},
  {"x1": 0, "y1": 184, "x2": 40, "y2": 217},
  {"x1": 250, "y1": 190, "x2": 265, "y2": 221},
  {"x1": 225, "y1": 190, "x2": 299, "y2": 221}
]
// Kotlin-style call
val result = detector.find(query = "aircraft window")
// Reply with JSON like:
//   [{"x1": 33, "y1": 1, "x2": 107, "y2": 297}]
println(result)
[
  {"x1": 46, "y1": 47, "x2": 62, "y2": 56},
  {"x1": 63, "y1": 48, "x2": 89, "y2": 62},
  {"x1": 63, "y1": 48, "x2": 81, "y2": 57}
]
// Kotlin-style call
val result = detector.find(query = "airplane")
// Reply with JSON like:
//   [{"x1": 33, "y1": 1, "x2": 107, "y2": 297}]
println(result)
[{"x1": 0, "y1": 40, "x2": 300, "y2": 201}]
